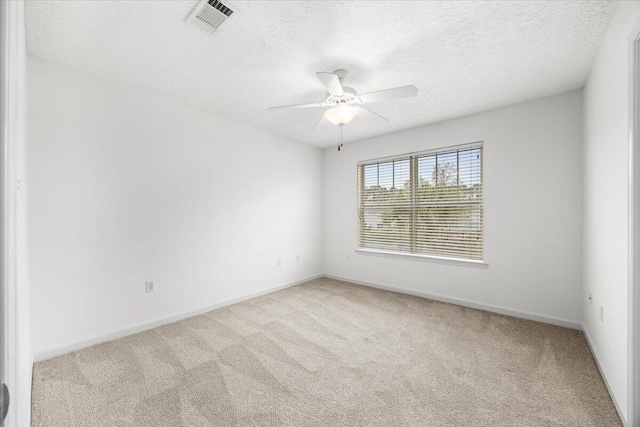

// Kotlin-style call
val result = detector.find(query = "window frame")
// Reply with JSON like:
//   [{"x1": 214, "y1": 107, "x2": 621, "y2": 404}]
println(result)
[{"x1": 356, "y1": 141, "x2": 487, "y2": 267}]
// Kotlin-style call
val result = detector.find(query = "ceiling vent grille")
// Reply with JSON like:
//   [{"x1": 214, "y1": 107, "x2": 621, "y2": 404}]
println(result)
[{"x1": 186, "y1": 0, "x2": 237, "y2": 34}]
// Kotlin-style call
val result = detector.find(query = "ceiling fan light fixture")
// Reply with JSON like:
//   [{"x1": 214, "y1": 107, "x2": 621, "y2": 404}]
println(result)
[{"x1": 324, "y1": 104, "x2": 359, "y2": 125}]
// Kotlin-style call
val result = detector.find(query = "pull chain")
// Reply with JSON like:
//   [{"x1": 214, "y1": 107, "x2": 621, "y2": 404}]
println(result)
[{"x1": 337, "y1": 124, "x2": 344, "y2": 151}]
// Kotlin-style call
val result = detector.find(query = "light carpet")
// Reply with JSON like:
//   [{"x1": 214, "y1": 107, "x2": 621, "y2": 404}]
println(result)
[{"x1": 31, "y1": 278, "x2": 621, "y2": 426}]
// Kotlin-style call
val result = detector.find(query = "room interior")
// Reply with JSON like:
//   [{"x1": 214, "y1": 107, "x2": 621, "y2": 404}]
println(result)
[{"x1": 2, "y1": 0, "x2": 640, "y2": 426}]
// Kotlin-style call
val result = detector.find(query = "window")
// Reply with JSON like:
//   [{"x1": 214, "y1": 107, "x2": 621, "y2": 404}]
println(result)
[{"x1": 357, "y1": 142, "x2": 483, "y2": 262}]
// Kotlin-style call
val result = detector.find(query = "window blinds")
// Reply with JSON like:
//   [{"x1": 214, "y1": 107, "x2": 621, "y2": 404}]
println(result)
[{"x1": 357, "y1": 143, "x2": 483, "y2": 261}]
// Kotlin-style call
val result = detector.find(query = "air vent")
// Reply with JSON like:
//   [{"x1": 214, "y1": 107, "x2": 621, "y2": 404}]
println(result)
[{"x1": 186, "y1": 0, "x2": 237, "y2": 34}]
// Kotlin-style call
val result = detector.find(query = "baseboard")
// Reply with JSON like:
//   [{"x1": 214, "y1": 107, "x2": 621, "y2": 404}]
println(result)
[
  {"x1": 33, "y1": 273, "x2": 323, "y2": 362},
  {"x1": 24, "y1": 353, "x2": 33, "y2": 427},
  {"x1": 323, "y1": 273, "x2": 582, "y2": 330},
  {"x1": 33, "y1": 272, "x2": 583, "y2": 362},
  {"x1": 582, "y1": 325, "x2": 628, "y2": 426},
  {"x1": 33, "y1": 272, "x2": 625, "y2": 425}
]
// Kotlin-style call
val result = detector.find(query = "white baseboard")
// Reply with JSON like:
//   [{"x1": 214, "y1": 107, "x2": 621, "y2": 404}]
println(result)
[
  {"x1": 33, "y1": 273, "x2": 323, "y2": 362},
  {"x1": 323, "y1": 274, "x2": 583, "y2": 330},
  {"x1": 23, "y1": 353, "x2": 33, "y2": 427},
  {"x1": 33, "y1": 272, "x2": 583, "y2": 362},
  {"x1": 33, "y1": 273, "x2": 626, "y2": 425},
  {"x1": 582, "y1": 325, "x2": 627, "y2": 426}
]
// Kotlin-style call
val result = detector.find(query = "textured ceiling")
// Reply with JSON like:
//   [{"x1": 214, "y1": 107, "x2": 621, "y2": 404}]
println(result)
[{"x1": 26, "y1": 1, "x2": 617, "y2": 148}]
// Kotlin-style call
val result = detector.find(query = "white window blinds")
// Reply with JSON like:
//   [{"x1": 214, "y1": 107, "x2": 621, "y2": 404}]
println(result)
[{"x1": 357, "y1": 143, "x2": 483, "y2": 262}]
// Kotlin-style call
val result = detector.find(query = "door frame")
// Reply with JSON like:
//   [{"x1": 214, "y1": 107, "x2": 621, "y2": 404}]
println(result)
[
  {"x1": 0, "y1": 1, "x2": 29, "y2": 425},
  {"x1": 0, "y1": 0, "x2": 10, "y2": 424},
  {"x1": 628, "y1": 18, "x2": 640, "y2": 427}
]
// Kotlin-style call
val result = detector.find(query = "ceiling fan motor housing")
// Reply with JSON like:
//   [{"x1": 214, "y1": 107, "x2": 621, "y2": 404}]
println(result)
[{"x1": 326, "y1": 86, "x2": 357, "y2": 105}]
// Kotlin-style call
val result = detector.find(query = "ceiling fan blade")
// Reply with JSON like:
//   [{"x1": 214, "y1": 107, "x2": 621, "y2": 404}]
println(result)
[
  {"x1": 358, "y1": 107, "x2": 389, "y2": 121},
  {"x1": 358, "y1": 85, "x2": 418, "y2": 104},
  {"x1": 316, "y1": 72, "x2": 344, "y2": 96},
  {"x1": 268, "y1": 102, "x2": 327, "y2": 111},
  {"x1": 312, "y1": 115, "x2": 331, "y2": 132}
]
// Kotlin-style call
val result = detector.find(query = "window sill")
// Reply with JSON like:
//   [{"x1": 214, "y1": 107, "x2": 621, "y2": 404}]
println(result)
[{"x1": 355, "y1": 248, "x2": 489, "y2": 268}]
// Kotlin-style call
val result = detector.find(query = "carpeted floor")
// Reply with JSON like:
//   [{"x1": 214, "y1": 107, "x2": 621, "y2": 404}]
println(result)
[{"x1": 32, "y1": 278, "x2": 621, "y2": 426}]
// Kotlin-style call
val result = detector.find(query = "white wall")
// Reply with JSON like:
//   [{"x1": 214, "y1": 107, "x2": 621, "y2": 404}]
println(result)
[
  {"x1": 323, "y1": 91, "x2": 583, "y2": 327},
  {"x1": 27, "y1": 56, "x2": 323, "y2": 357},
  {"x1": 583, "y1": 1, "x2": 640, "y2": 422}
]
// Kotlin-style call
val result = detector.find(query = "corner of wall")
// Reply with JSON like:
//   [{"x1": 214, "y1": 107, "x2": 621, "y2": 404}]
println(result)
[{"x1": 582, "y1": 324, "x2": 627, "y2": 425}]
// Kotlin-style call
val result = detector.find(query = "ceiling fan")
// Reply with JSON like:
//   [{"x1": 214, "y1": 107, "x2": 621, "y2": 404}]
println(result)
[{"x1": 268, "y1": 69, "x2": 418, "y2": 150}]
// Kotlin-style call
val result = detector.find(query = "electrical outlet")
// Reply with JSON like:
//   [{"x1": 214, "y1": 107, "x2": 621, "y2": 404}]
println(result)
[
  {"x1": 588, "y1": 292, "x2": 593, "y2": 304},
  {"x1": 145, "y1": 281, "x2": 155, "y2": 293},
  {"x1": 599, "y1": 306, "x2": 604, "y2": 322},
  {"x1": 277, "y1": 258, "x2": 282, "y2": 267},
  {"x1": 296, "y1": 255, "x2": 300, "y2": 262}
]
